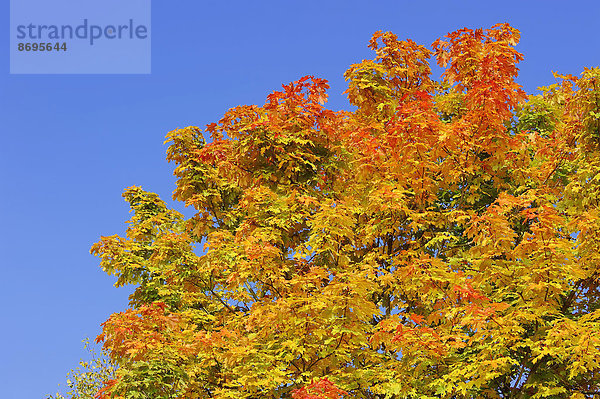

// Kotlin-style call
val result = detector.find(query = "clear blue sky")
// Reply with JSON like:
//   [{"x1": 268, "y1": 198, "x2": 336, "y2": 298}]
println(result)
[{"x1": 1, "y1": 1, "x2": 599, "y2": 397}]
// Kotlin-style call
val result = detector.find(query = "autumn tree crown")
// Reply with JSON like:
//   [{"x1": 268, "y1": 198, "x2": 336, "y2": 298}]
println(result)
[{"x1": 87, "y1": 24, "x2": 600, "y2": 399}]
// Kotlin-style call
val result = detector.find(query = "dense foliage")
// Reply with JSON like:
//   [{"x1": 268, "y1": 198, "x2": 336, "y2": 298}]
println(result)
[{"x1": 75, "y1": 24, "x2": 600, "y2": 398}]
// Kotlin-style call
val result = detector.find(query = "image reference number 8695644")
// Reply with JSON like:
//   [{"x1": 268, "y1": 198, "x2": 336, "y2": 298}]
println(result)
[{"x1": 17, "y1": 42, "x2": 68, "y2": 51}]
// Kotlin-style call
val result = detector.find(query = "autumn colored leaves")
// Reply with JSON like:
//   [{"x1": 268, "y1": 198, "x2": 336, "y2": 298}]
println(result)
[{"x1": 91, "y1": 24, "x2": 600, "y2": 398}]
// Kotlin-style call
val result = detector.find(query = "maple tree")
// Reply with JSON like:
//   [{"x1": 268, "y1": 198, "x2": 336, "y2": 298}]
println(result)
[{"x1": 85, "y1": 24, "x2": 600, "y2": 398}]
